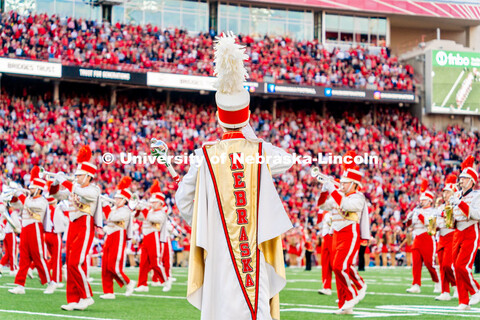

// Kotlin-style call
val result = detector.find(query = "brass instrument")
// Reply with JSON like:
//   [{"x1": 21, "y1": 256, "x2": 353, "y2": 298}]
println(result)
[
  {"x1": 100, "y1": 195, "x2": 116, "y2": 205},
  {"x1": 445, "y1": 204, "x2": 454, "y2": 229},
  {"x1": 311, "y1": 167, "x2": 340, "y2": 187},
  {"x1": 427, "y1": 217, "x2": 437, "y2": 236},
  {"x1": 2, "y1": 180, "x2": 31, "y2": 198},
  {"x1": 38, "y1": 166, "x2": 75, "y2": 181}
]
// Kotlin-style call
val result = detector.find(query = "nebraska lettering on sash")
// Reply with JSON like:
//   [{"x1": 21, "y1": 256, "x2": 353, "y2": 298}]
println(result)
[{"x1": 203, "y1": 140, "x2": 263, "y2": 319}]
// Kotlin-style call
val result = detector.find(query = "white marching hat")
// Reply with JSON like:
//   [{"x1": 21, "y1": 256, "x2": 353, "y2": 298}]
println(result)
[{"x1": 214, "y1": 31, "x2": 250, "y2": 129}]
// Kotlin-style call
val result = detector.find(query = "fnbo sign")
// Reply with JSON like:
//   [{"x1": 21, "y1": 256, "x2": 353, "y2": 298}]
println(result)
[{"x1": 433, "y1": 50, "x2": 480, "y2": 68}]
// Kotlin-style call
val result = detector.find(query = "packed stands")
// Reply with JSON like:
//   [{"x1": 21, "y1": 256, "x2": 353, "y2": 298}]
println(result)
[
  {"x1": 0, "y1": 11, "x2": 414, "y2": 90},
  {"x1": 0, "y1": 82, "x2": 477, "y2": 266}
]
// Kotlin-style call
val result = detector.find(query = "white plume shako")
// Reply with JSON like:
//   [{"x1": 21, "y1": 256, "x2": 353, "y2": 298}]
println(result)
[{"x1": 214, "y1": 31, "x2": 250, "y2": 129}]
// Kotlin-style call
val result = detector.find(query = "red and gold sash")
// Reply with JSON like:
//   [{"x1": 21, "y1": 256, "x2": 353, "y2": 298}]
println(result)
[{"x1": 203, "y1": 139, "x2": 262, "y2": 318}]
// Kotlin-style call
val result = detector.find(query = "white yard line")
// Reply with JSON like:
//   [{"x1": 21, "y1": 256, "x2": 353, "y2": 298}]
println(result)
[
  {"x1": 0, "y1": 285, "x2": 186, "y2": 300},
  {"x1": 440, "y1": 70, "x2": 465, "y2": 107},
  {"x1": 0, "y1": 309, "x2": 122, "y2": 320}
]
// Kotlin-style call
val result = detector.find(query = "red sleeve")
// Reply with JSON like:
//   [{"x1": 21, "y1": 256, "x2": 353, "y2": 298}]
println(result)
[
  {"x1": 317, "y1": 192, "x2": 329, "y2": 206},
  {"x1": 317, "y1": 212, "x2": 324, "y2": 223},
  {"x1": 49, "y1": 184, "x2": 60, "y2": 195},
  {"x1": 331, "y1": 190, "x2": 342, "y2": 206},
  {"x1": 102, "y1": 205, "x2": 112, "y2": 220},
  {"x1": 458, "y1": 201, "x2": 470, "y2": 218},
  {"x1": 418, "y1": 214, "x2": 425, "y2": 224},
  {"x1": 16, "y1": 194, "x2": 27, "y2": 205},
  {"x1": 62, "y1": 180, "x2": 73, "y2": 192}
]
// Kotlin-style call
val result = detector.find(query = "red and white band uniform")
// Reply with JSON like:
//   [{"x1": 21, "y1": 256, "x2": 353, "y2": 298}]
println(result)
[
  {"x1": 451, "y1": 189, "x2": 480, "y2": 306},
  {"x1": 51, "y1": 181, "x2": 102, "y2": 305},
  {"x1": 102, "y1": 205, "x2": 133, "y2": 295},
  {"x1": 318, "y1": 210, "x2": 333, "y2": 293},
  {"x1": 435, "y1": 204, "x2": 456, "y2": 295},
  {"x1": 318, "y1": 188, "x2": 370, "y2": 310},
  {"x1": 405, "y1": 206, "x2": 440, "y2": 289},
  {"x1": 43, "y1": 198, "x2": 68, "y2": 284},
  {"x1": 10, "y1": 192, "x2": 52, "y2": 288},
  {"x1": 0, "y1": 203, "x2": 21, "y2": 272},
  {"x1": 153, "y1": 216, "x2": 177, "y2": 285},
  {"x1": 136, "y1": 206, "x2": 168, "y2": 290}
]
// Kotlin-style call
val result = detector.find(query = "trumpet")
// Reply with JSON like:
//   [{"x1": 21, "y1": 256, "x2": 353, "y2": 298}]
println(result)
[
  {"x1": 100, "y1": 195, "x2": 116, "y2": 205},
  {"x1": 1, "y1": 180, "x2": 31, "y2": 199},
  {"x1": 310, "y1": 167, "x2": 340, "y2": 187},
  {"x1": 39, "y1": 166, "x2": 75, "y2": 181}
]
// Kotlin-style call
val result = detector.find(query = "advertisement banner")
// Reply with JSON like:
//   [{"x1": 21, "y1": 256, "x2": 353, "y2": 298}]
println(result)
[
  {"x1": 62, "y1": 66, "x2": 147, "y2": 85},
  {"x1": 0, "y1": 58, "x2": 61, "y2": 78}
]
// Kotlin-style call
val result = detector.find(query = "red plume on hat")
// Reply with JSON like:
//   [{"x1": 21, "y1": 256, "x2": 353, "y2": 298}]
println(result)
[
  {"x1": 77, "y1": 145, "x2": 92, "y2": 163},
  {"x1": 446, "y1": 174, "x2": 457, "y2": 184},
  {"x1": 342, "y1": 151, "x2": 359, "y2": 171},
  {"x1": 118, "y1": 176, "x2": 132, "y2": 190},
  {"x1": 461, "y1": 156, "x2": 475, "y2": 171},
  {"x1": 150, "y1": 180, "x2": 161, "y2": 194},
  {"x1": 30, "y1": 166, "x2": 40, "y2": 180},
  {"x1": 420, "y1": 179, "x2": 429, "y2": 193}
]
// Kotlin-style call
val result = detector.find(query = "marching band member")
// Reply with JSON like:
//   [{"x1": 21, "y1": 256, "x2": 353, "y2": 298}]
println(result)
[
  {"x1": 450, "y1": 156, "x2": 480, "y2": 310},
  {"x1": 317, "y1": 208, "x2": 333, "y2": 296},
  {"x1": 50, "y1": 146, "x2": 102, "y2": 311},
  {"x1": 0, "y1": 200, "x2": 20, "y2": 275},
  {"x1": 44, "y1": 182, "x2": 69, "y2": 288},
  {"x1": 152, "y1": 213, "x2": 178, "y2": 292},
  {"x1": 405, "y1": 179, "x2": 440, "y2": 294},
  {"x1": 175, "y1": 32, "x2": 293, "y2": 320},
  {"x1": 135, "y1": 180, "x2": 170, "y2": 293},
  {"x1": 318, "y1": 155, "x2": 370, "y2": 314},
  {"x1": 100, "y1": 177, "x2": 136, "y2": 299},
  {"x1": 434, "y1": 174, "x2": 457, "y2": 301},
  {"x1": 8, "y1": 166, "x2": 56, "y2": 295}
]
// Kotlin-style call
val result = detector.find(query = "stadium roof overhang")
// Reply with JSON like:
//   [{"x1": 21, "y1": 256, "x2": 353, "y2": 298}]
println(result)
[{"x1": 244, "y1": 0, "x2": 480, "y2": 25}]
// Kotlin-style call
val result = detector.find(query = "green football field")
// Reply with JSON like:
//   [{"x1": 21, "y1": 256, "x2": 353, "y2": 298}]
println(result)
[
  {"x1": 432, "y1": 66, "x2": 480, "y2": 113},
  {"x1": 0, "y1": 266, "x2": 478, "y2": 319}
]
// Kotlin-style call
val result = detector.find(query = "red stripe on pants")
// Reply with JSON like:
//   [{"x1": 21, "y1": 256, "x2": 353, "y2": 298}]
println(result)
[
  {"x1": 437, "y1": 232, "x2": 456, "y2": 293},
  {"x1": 153, "y1": 241, "x2": 171, "y2": 282},
  {"x1": 453, "y1": 225, "x2": 480, "y2": 305},
  {"x1": 137, "y1": 232, "x2": 167, "y2": 287},
  {"x1": 333, "y1": 224, "x2": 360, "y2": 308},
  {"x1": 45, "y1": 232, "x2": 62, "y2": 283},
  {"x1": 321, "y1": 234, "x2": 333, "y2": 290},
  {"x1": 102, "y1": 230, "x2": 130, "y2": 294},
  {"x1": 14, "y1": 223, "x2": 51, "y2": 286},
  {"x1": 66, "y1": 215, "x2": 94, "y2": 303},
  {"x1": 411, "y1": 232, "x2": 439, "y2": 285},
  {"x1": 0, "y1": 233, "x2": 18, "y2": 271}
]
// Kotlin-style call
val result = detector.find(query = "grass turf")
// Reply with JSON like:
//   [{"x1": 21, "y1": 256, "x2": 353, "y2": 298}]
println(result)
[{"x1": 0, "y1": 266, "x2": 478, "y2": 319}]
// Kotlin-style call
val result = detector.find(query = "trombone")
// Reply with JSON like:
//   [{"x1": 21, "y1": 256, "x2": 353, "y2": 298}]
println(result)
[{"x1": 310, "y1": 167, "x2": 340, "y2": 187}]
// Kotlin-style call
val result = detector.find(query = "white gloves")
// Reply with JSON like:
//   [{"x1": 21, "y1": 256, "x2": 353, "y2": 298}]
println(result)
[
  {"x1": 241, "y1": 123, "x2": 261, "y2": 142},
  {"x1": 56, "y1": 172, "x2": 67, "y2": 184},
  {"x1": 323, "y1": 181, "x2": 336, "y2": 194}
]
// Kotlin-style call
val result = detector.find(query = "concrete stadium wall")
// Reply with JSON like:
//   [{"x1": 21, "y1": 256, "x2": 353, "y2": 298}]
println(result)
[
  {"x1": 390, "y1": 27, "x2": 467, "y2": 55},
  {"x1": 420, "y1": 111, "x2": 480, "y2": 131}
]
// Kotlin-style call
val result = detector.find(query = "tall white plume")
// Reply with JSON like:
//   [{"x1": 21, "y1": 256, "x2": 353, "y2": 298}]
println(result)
[{"x1": 213, "y1": 31, "x2": 249, "y2": 94}]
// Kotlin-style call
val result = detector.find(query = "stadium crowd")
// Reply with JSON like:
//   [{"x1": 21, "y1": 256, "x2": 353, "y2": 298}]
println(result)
[
  {"x1": 0, "y1": 85, "x2": 478, "y2": 268},
  {"x1": 0, "y1": 11, "x2": 414, "y2": 90}
]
